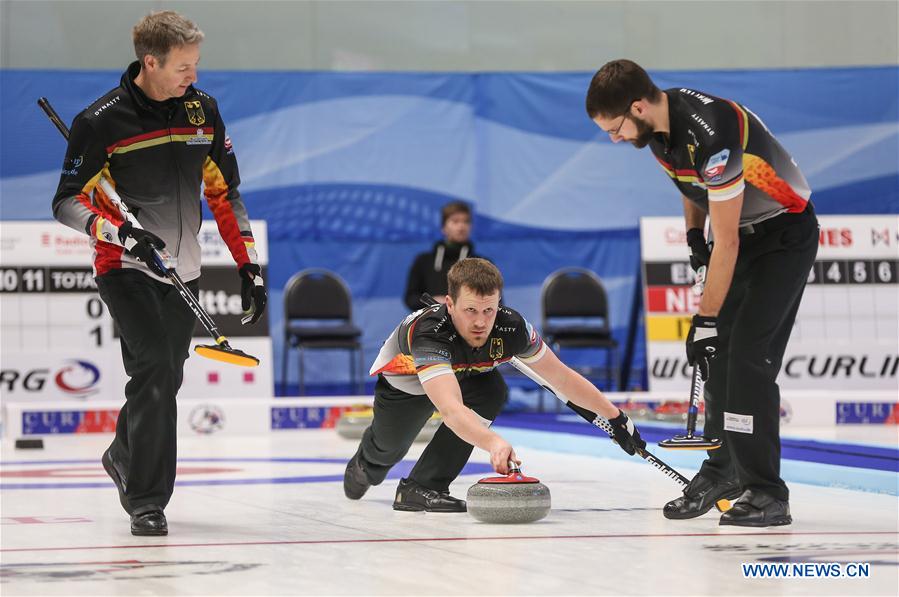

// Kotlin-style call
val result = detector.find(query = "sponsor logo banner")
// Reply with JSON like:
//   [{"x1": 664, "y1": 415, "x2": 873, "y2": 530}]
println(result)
[
  {"x1": 271, "y1": 406, "x2": 350, "y2": 430},
  {"x1": 1, "y1": 340, "x2": 272, "y2": 402},
  {"x1": 646, "y1": 342, "x2": 898, "y2": 391},
  {"x1": 5, "y1": 398, "x2": 371, "y2": 436},
  {"x1": 0, "y1": 222, "x2": 93, "y2": 265},
  {"x1": 1, "y1": 355, "x2": 113, "y2": 400},
  {"x1": 835, "y1": 402, "x2": 898, "y2": 425},
  {"x1": 22, "y1": 409, "x2": 118, "y2": 434}
]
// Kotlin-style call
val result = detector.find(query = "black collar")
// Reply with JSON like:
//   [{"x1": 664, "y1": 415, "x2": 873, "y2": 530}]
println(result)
[
  {"x1": 122, "y1": 61, "x2": 194, "y2": 115},
  {"x1": 656, "y1": 90, "x2": 687, "y2": 153}
]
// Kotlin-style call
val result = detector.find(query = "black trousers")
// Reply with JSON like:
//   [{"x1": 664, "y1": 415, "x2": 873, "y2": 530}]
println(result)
[
  {"x1": 358, "y1": 370, "x2": 508, "y2": 492},
  {"x1": 96, "y1": 269, "x2": 198, "y2": 511},
  {"x1": 699, "y1": 206, "x2": 818, "y2": 501}
]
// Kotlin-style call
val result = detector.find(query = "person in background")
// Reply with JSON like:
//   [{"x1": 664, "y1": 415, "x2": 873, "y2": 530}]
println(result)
[{"x1": 404, "y1": 201, "x2": 479, "y2": 310}]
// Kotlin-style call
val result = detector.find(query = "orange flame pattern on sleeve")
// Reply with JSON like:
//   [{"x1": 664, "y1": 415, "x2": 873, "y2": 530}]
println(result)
[
  {"x1": 743, "y1": 154, "x2": 807, "y2": 213},
  {"x1": 203, "y1": 157, "x2": 250, "y2": 267},
  {"x1": 373, "y1": 353, "x2": 417, "y2": 376}
]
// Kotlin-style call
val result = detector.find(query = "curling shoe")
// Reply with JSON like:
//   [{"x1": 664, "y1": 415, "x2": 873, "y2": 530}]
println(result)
[
  {"x1": 392, "y1": 478, "x2": 466, "y2": 513},
  {"x1": 343, "y1": 449, "x2": 372, "y2": 500},
  {"x1": 130, "y1": 506, "x2": 168, "y2": 536},
  {"x1": 719, "y1": 489, "x2": 792, "y2": 527},
  {"x1": 663, "y1": 474, "x2": 741, "y2": 519},
  {"x1": 102, "y1": 447, "x2": 132, "y2": 515}
]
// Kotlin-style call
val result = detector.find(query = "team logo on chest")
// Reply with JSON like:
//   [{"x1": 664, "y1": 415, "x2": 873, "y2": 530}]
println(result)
[
  {"x1": 184, "y1": 100, "x2": 206, "y2": 126},
  {"x1": 489, "y1": 338, "x2": 504, "y2": 360},
  {"x1": 186, "y1": 128, "x2": 212, "y2": 145}
]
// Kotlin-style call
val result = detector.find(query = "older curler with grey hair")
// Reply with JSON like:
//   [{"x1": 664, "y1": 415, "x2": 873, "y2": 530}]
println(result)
[{"x1": 132, "y1": 10, "x2": 205, "y2": 65}]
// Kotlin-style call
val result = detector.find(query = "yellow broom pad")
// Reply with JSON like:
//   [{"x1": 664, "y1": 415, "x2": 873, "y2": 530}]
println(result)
[{"x1": 194, "y1": 344, "x2": 260, "y2": 367}]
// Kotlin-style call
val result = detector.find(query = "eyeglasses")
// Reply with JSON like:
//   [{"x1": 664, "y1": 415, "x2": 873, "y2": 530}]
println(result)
[
  {"x1": 608, "y1": 112, "x2": 630, "y2": 137},
  {"x1": 607, "y1": 100, "x2": 638, "y2": 137}
]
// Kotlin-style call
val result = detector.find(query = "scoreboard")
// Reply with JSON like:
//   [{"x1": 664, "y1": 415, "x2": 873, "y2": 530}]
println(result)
[
  {"x1": 641, "y1": 215, "x2": 899, "y2": 391},
  {"x1": 1, "y1": 221, "x2": 273, "y2": 402}
]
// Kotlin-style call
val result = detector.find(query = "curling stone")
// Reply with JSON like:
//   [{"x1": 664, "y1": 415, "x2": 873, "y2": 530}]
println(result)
[
  {"x1": 335, "y1": 408, "x2": 374, "y2": 439},
  {"x1": 466, "y1": 464, "x2": 550, "y2": 524},
  {"x1": 336, "y1": 409, "x2": 442, "y2": 442}
]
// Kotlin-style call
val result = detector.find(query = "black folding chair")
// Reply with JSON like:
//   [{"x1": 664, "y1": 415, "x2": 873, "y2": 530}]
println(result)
[
  {"x1": 540, "y1": 267, "x2": 619, "y2": 403},
  {"x1": 281, "y1": 269, "x2": 364, "y2": 395}
]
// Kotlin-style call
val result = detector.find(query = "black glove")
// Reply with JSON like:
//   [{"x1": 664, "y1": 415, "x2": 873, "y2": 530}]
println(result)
[
  {"x1": 239, "y1": 263, "x2": 267, "y2": 324},
  {"x1": 117, "y1": 221, "x2": 167, "y2": 277},
  {"x1": 607, "y1": 409, "x2": 646, "y2": 456},
  {"x1": 686, "y1": 314, "x2": 718, "y2": 380},
  {"x1": 686, "y1": 228, "x2": 711, "y2": 273}
]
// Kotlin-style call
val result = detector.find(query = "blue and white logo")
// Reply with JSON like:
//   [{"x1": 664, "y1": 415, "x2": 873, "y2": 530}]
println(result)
[{"x1": 704, "y1": 148, "x2": 730, "y2": 182}]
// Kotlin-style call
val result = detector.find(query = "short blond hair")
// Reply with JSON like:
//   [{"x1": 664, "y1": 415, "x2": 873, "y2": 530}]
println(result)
[
  {"x1": 447, "y1": 258, "x2": 503, "y2": 301},
  {"x1": 133, "y1": 11, "x2": 204, "y2": 65}
]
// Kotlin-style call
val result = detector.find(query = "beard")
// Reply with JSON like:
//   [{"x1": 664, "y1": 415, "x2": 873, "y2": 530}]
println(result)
[{"x1": 630, "y1": 115, "x2": 656, "y2": 149}]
